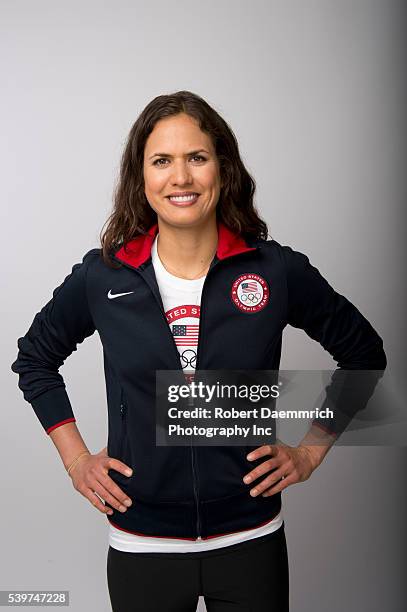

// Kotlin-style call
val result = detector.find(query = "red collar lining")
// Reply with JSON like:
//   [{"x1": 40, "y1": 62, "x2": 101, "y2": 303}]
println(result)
[{"x1": 114, "y1": 221, "x2": 257, "y2": 269}]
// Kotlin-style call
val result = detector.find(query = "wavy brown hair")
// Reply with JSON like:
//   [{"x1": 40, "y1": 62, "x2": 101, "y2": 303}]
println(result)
[{"x1": 100, "y1": 90, "x2": 268, "y2": 267}]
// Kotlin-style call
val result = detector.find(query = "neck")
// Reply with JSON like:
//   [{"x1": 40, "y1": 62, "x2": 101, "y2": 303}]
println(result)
[{"x1": 156, "y1": 217, "x2": 218, "y2": 279}]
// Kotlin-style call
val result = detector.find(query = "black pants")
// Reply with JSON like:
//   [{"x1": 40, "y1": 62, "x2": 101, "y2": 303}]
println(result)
[{"x1": 107, "y1": 523, "x2": 289, "y2": 612}]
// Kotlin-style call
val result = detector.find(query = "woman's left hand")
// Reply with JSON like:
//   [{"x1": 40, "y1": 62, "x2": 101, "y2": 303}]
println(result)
[{"x1": 242, "y1": 442, "x2": 319, "y2": 497}]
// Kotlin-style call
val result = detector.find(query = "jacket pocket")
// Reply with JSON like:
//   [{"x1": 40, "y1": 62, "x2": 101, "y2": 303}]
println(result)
[
  {"x1": 118, "y1": 387, "x2": 127, "y2": 458},
  {"x1": 108, "y1": 387, "x2": 134, "y2": 488}
]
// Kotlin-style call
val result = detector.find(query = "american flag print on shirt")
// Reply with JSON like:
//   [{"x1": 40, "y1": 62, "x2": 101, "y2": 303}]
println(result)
[
  {"x1": 165, "y1": 305, "x2": 200, "y2": 375},
  {"x1": 172, "y1": 324, "x2": 199, "y2": 347}
]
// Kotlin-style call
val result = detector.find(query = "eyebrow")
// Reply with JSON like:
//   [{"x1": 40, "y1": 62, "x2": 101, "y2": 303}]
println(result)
[{"x1": 148, "y1": 149, "x2": 209, "y2": 160}]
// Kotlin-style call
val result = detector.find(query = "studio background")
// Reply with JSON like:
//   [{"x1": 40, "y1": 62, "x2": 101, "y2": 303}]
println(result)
[{"x1": 1, "y1": 1, "x2": 406, "y2": 610}]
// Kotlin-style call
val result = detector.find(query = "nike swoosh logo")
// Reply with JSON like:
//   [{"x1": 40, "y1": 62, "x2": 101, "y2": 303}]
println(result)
[{"x1": 108, "y1": 289, "x2": 135, "y2": 300}]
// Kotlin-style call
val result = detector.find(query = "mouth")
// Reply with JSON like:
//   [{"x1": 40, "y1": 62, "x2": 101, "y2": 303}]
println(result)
[{"x1": 166, "y1": 193, "x2": 200, "y2": 206}]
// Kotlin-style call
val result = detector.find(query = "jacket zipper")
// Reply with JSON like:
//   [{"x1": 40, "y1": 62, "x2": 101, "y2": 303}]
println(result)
[
  {"x1": 145, "y1": 277, "x2": 204, "y2": 539},
  {"x1": 119, "y1": 388, "x2": 127, "y2": 457},
  {"x1": 190, "y1": 258, "x2": 223, "y2": 539}
]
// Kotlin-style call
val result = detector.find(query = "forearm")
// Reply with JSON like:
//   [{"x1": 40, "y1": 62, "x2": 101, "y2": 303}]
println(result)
[{"x1": 49, "y1": 422, "x2": 90, "y2": 471}]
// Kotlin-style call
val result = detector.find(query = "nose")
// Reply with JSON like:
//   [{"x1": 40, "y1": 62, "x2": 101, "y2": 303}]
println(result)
[{"x1": 169, "y1": 159, "x2": 193, "y2": 186}]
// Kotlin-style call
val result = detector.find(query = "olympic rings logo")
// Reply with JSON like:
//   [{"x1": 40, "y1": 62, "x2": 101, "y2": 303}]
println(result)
[
  {"x1": 240, "y1": 292, "x2": 262, "y2": 302},
  {"x1": 180, "y1": 349, "x2": 197, "y2": 368}
]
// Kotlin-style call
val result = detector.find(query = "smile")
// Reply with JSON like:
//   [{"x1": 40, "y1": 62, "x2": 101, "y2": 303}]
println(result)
[{"x1": 167, "y1": 194, "x2": 200, "y2": 206}]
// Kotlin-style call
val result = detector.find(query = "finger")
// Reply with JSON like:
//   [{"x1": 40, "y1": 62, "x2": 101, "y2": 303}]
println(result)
[
  {"x1": 243, "y1": 457, "x2": 281, "y2": 484},
  {"x1": 97, "y1": 472, "x2": 133, "y2": 507},
  {"x1": 248, "y1": 466, "x2": 288, "y2": 497},
  {"x1": 105, "y1": 457, "x2": 133, "y2": 477},
  {"x1": 246, "y1": 444, "x2": 279, "y2": 462},
  {"x1": 261, "y1": 472, "x2": 296, "y2": 497},
  {"x1": 84, "y1": 489, "x2": 114, "y2": 515},
  {"x1": 91, "y1": 481, "x2": 130, "y2": 513}
]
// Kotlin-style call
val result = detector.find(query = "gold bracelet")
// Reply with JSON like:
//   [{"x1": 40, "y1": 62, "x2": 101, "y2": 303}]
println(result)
[{"x1": 67, "y1": 451, "x2": 90, "y2": 476}]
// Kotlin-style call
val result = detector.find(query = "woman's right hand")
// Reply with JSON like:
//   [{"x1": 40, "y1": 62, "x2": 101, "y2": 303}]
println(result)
[{"x1": 68, "y1": 447, "x2": 133, "y2": 516}]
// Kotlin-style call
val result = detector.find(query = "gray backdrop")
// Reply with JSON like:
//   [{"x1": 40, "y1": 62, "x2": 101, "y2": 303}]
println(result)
[{"x1": 1, "y1": 1, "x2": 405, "y2": 610}]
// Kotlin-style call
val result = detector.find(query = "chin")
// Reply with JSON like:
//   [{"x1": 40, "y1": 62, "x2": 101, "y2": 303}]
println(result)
[
  {"x1": 160, "y1": 215, "x2": 206, "y2": 230},
  {"x1": 155, "y1": 207, "x2": 216, "y2": 229}
]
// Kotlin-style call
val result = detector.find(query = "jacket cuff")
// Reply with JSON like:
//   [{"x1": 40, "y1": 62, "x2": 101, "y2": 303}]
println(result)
[
  {"x1": 30, "y1": 386, "x2": 76, "y2": 435},
  {"x1": 311, "y1": 419, "x2": 339, "y2": 438}
]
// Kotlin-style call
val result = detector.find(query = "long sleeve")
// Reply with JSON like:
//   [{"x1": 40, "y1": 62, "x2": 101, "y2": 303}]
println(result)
[
  {"x1": 282, "y1": 246, "x2": 387, "y2": 437},
  {"x1": 11, "y1": 248, "x2": 99, "y2": 434},
  {"x1": 283, "y1": 246, "x2": 387, "y2": 369}
]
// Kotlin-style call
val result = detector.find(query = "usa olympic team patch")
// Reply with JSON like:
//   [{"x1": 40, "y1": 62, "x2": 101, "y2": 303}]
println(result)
[{"x1": 231, "y1": 273, "x2": 270, "y2": 313}]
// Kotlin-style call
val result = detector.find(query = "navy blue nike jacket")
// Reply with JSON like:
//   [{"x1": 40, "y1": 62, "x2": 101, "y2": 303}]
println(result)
[{"x1": 10, "y1": 221, "x2": 387, "y2": 538}]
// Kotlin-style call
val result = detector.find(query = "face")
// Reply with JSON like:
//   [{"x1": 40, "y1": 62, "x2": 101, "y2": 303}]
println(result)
[{"x1": 143, "y1": 113, "x2": 221, "y2": 230}]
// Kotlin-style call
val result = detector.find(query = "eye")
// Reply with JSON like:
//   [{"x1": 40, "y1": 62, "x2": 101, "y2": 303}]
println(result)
[
  {"x1": 152, "y1": 155, "x2": 207, "y2": 167},
  {"x1": 153, "y1": 158, "x2": 169, "y2": 166}
]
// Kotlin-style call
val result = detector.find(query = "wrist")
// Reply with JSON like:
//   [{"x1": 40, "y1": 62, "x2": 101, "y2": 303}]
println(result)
[
  {"x1": 298, "y1": 444, "x2": 327, "y2": 470},
  {"x1": 66, "y1": 450, "x2": 90, "y2": 476}
]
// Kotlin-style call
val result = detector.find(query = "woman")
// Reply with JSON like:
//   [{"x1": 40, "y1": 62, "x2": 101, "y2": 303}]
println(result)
[{"x1": 11, "y1": 91, "x2": 386, "y2": 612}]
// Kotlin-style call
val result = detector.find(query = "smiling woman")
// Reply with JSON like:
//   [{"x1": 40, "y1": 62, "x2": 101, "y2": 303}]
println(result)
[
  {"x1": 10, "y1": 89, "x2": 386, "y2": 612},
  {"x1": 100, "y1": 91, "x2": 268, "y2": 277}
]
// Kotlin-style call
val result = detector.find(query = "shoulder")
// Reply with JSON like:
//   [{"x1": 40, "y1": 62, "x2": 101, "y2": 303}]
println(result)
[
  {"x1": 83, "y1": 247, "x2": 102, "y2": 259},
  {"x1": 82, "y1": 247, "x2": 103, "y2": 267},
  {"x1": 71, "y1": 248, "x2": 104, "y2": 281},
  {"x1": 252, "y1": 237, "x2": 313, "y2": 272}
]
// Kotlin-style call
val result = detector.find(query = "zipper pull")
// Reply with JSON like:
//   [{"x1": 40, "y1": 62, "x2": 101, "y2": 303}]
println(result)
[{"x1": 120, "y1": 403, "x2": 126, "y2": 417}]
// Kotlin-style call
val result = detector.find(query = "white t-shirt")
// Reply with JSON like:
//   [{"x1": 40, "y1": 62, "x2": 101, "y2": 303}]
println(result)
[{"x1": 108, "y1": 234, "x2": 283, "y2": 552}]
